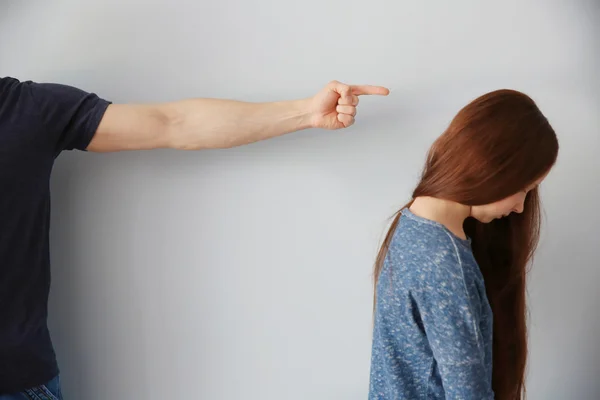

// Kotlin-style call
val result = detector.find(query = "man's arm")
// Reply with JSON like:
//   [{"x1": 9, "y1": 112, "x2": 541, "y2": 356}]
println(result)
[{"x1": 86, "y1": 81, "x2": 389, "y2": 152}]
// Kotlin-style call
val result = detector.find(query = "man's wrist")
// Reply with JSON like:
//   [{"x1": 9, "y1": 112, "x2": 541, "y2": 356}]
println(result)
[{"x1": 289, "y1": 98, "x2": 317, "y2": 130}]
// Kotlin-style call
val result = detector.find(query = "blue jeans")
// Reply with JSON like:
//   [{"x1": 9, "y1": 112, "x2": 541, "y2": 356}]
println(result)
[{"x1": 0, "y1": 376, "x2": 62, "y2": 400}]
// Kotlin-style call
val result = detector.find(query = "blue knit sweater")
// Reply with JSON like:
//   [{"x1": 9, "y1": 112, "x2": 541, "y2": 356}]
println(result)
[{"x1": 369, "y1": 209, "x2": 494, "y2": 399}]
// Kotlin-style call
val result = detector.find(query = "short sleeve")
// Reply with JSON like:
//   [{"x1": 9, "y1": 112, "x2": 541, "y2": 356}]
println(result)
[{"x1": 25, "y1": 81, "x2": 111, "y2": 155}]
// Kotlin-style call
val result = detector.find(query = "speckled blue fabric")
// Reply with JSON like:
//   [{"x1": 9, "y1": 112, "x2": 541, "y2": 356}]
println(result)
[{"x1": 369, "y1": 209, "x2": 494, "y2": 399}]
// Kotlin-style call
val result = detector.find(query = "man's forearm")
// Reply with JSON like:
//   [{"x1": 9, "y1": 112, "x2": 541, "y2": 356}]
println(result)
[{"x1": 164, "y1": 98, "x2": 314, "y2": 150}]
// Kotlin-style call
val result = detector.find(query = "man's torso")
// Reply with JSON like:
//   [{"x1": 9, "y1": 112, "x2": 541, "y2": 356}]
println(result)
[{"x1": 0, "y1": 76, "x2": 110, "y2": 393}]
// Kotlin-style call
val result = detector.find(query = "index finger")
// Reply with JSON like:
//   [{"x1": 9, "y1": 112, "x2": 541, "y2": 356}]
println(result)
[{"x1": 351, "y1": 85, "x2": 390, "y2": 96}]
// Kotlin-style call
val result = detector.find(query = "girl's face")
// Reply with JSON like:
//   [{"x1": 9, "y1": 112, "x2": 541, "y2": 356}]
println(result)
[{"x1": 470, "y1": 172, "x2": 549, "y2": 223}]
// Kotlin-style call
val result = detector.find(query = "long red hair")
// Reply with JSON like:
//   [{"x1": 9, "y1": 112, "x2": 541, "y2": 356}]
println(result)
[{"x1": 374, "y1": 89, "x2": 559, "y2": 399}]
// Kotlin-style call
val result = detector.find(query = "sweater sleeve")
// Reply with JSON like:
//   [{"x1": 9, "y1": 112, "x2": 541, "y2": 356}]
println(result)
[{"x1": 413, "y1": 241, "x2": 494, "y2": 399}]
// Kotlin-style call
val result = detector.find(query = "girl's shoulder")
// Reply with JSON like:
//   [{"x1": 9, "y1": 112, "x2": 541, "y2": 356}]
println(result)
[{"x1": 385, "y1": 210, "x2": 474, "y2": 285}]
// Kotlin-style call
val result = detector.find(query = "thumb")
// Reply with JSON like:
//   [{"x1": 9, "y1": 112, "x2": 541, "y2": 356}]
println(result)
[{"x1": 328, "y1": 80, "x2": 353, "y2": 104}]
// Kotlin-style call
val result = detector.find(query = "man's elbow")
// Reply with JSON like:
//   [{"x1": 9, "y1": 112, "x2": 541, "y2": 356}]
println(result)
[
  {"x1": 158, "y1": 105, "x2": 188, "y2": 150},
  {"x1": 162, "y1": 106, "x2": 212, "y2": 151}
]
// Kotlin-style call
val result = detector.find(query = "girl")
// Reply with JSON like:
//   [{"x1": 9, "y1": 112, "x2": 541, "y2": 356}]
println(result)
[{"x1": 368, "y1": 89, "x2": 559, "y2": 400}]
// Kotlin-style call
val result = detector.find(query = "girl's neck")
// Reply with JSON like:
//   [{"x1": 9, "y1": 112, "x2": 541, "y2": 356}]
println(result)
[{"x1": 409, "y1": 196, "x2": 471, "y2": 240}]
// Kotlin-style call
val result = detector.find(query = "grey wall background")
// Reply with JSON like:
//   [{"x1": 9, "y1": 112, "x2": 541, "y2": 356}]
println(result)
[{"x1": 1, "y1": 0, "x2": 599, "y2": 398}]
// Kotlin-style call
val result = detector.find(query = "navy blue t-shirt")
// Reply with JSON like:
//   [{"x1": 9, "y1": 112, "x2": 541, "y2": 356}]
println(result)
[{"x1": 0, "y1": 77, "x2": 111, "y2": 393}]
